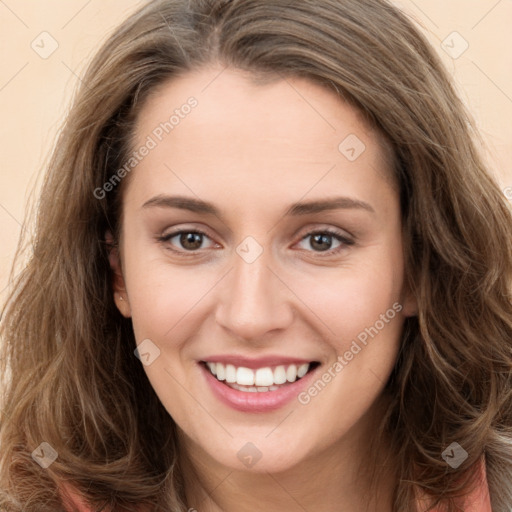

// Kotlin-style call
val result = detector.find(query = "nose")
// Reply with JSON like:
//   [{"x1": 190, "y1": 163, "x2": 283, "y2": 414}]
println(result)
[{"x1": 214, "y1": 242, "x2": 294, "y2": 343}]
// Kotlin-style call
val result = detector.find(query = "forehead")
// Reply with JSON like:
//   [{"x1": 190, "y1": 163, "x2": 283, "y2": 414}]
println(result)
[{"x1": 125, "y1": 66, "x2": 396, "y2": 207}]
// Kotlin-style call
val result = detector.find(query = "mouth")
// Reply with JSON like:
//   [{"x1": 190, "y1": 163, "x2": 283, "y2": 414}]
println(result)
[{"x1": 200, "y1": 360, "x2": 321, "y2": 393}]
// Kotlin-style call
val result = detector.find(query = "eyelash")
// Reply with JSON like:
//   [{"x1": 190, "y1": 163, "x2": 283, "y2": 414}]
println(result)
[{"x1": 157, "y1": 228, "x2": 355, "y2": 257}]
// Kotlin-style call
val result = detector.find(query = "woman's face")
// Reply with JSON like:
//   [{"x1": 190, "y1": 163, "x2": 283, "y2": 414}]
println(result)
[{"x1": 110, "y1": 66, "x2": 417, "y2": 474}]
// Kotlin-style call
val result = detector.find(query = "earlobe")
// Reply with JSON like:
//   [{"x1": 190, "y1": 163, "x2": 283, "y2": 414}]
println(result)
[{"x1": 105, "y1": 230, "x2": 132, "y2": 318}]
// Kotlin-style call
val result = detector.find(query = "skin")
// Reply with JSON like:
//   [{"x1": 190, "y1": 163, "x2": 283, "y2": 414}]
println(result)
[{"x1": 108, "y1": 65, "x2": 418, "y2": 512}]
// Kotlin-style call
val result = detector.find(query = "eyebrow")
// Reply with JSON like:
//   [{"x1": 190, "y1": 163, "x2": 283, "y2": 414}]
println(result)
[{"x1": 141, "y1": 194, "x2": 375, "y2": 217}]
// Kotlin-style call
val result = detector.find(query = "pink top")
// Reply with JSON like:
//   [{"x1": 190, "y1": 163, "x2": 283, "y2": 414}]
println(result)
[{"x1": 60, "y1": 456, "x2": 491, "y2": 511}]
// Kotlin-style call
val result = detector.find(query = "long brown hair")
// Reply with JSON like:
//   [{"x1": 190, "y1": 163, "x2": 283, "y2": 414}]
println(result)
[{"x1": 1, "y1": 0, "x2": 511, "y2": 510}]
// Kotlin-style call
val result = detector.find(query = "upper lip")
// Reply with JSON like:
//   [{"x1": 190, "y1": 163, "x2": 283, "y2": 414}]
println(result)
[{"x1": 200, "y1": 354, "x2": 318, "y2": 369}]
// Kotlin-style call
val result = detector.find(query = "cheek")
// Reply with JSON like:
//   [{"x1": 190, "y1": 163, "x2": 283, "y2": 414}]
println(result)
[
  {"x1": 119, "y1": 227, "x2": 202, "y2": 335},
  {"x1": 292, "y1": 249, "x2": 405, "y2": 345},
  {"x1": 126, "y1": 265, "x2": 208, "y2": 344},
  {"x1": 291, "y1": 254, "x2": 405, "y2": 441}
]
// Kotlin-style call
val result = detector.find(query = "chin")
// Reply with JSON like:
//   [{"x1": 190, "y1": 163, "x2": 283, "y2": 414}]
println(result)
[{"x1": 203, "y1": 434, "x2": 313, "y2": 474}]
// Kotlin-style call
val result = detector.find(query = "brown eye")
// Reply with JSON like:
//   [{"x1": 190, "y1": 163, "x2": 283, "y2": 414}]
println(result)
[
  {"x1": 177, "y1": 232, "x2": 204, "y2": 251},
  {"x1": 296, "y1": 229, "x2": 354, "y2": 255},
  {"x1": 158, "y1": 230, "x2": 216, "y2": 253}
]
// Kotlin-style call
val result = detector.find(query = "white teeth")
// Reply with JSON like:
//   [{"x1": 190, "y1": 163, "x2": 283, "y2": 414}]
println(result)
[
  {"x1": 205, "y1": 361, "x2": 312, "y2": 389},
  {"x1": 229, "y1": 383, "x2": 281, "y2": 392},
  {"x1": 286, "y1": 364, "x2": 297, "y2": 382},
  {"x1": 255, "y1": 367, "x2": 274, "y2": 387},
  {"x1": 215, "y1": 362, "x2": 226, "y2": 381},
  {"x1": 273, "y1": 365, "x2": 287, "y2": 384},
  {"x1": 236, "y1": 367, "x2": 255, "y2": 385},
  {"x1": 225, "y1": 364, "x2": 237, "y2": 383},
  {"x1": 297, "y1": 363, "x2": 309, "y2": 378}
]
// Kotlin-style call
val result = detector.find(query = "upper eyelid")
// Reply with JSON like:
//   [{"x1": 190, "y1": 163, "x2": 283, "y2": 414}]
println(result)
[
  {"x1": 160, "y1": 227, "x2": 217, "y2": 244},
  {"x1": 159, "y1": 224, "x2": 353, "y2": 240}
]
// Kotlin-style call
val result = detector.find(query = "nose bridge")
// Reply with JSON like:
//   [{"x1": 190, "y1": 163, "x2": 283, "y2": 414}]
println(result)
[{"x1": 214, "y1": 236, "x2": 293, "y2": 341}]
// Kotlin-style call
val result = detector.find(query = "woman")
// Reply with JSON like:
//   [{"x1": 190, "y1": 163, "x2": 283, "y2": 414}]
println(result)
[{"x1": 0, "y1": 0, "x2": 510, "y2": 510}]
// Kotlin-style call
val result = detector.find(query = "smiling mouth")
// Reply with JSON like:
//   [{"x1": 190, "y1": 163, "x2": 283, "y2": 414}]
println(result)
[{"x1": 200, "y1": 361, "x2": 321, "y2": 392}]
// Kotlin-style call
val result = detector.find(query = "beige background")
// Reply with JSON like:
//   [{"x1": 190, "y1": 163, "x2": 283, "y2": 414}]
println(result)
[{"x1": 1, "y1": 0, "x2": 511, "y2": 301}]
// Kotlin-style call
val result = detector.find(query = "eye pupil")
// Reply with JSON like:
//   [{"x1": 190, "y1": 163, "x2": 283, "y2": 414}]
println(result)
[
  {"x1": 181, "y1": 232, "x2": 203, "y2": 250},
  {"x1": 311, "y1": 233, "x2": 332, "y2": 252}
]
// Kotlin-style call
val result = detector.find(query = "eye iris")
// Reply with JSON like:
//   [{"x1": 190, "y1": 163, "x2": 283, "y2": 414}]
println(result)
[
  {"x1": 181, "y1": 232, "x2": 203, "y2": 250},
  {"x1": 311, "y1": 233, "x2": 332, "y2": 252},
  {"x1": 172, "y1": 232, "x2": 341, "y2": 252}
]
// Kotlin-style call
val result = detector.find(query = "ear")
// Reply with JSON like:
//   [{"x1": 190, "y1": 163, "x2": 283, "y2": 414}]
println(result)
[{"x1": 105, "y1": 230, "x2": 132, "y2": 318}]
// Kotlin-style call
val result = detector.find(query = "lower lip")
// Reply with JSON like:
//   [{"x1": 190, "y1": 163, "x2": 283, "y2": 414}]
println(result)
[{"x1": 200, "y1": 362, "x2": 320, "y2": 413}]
